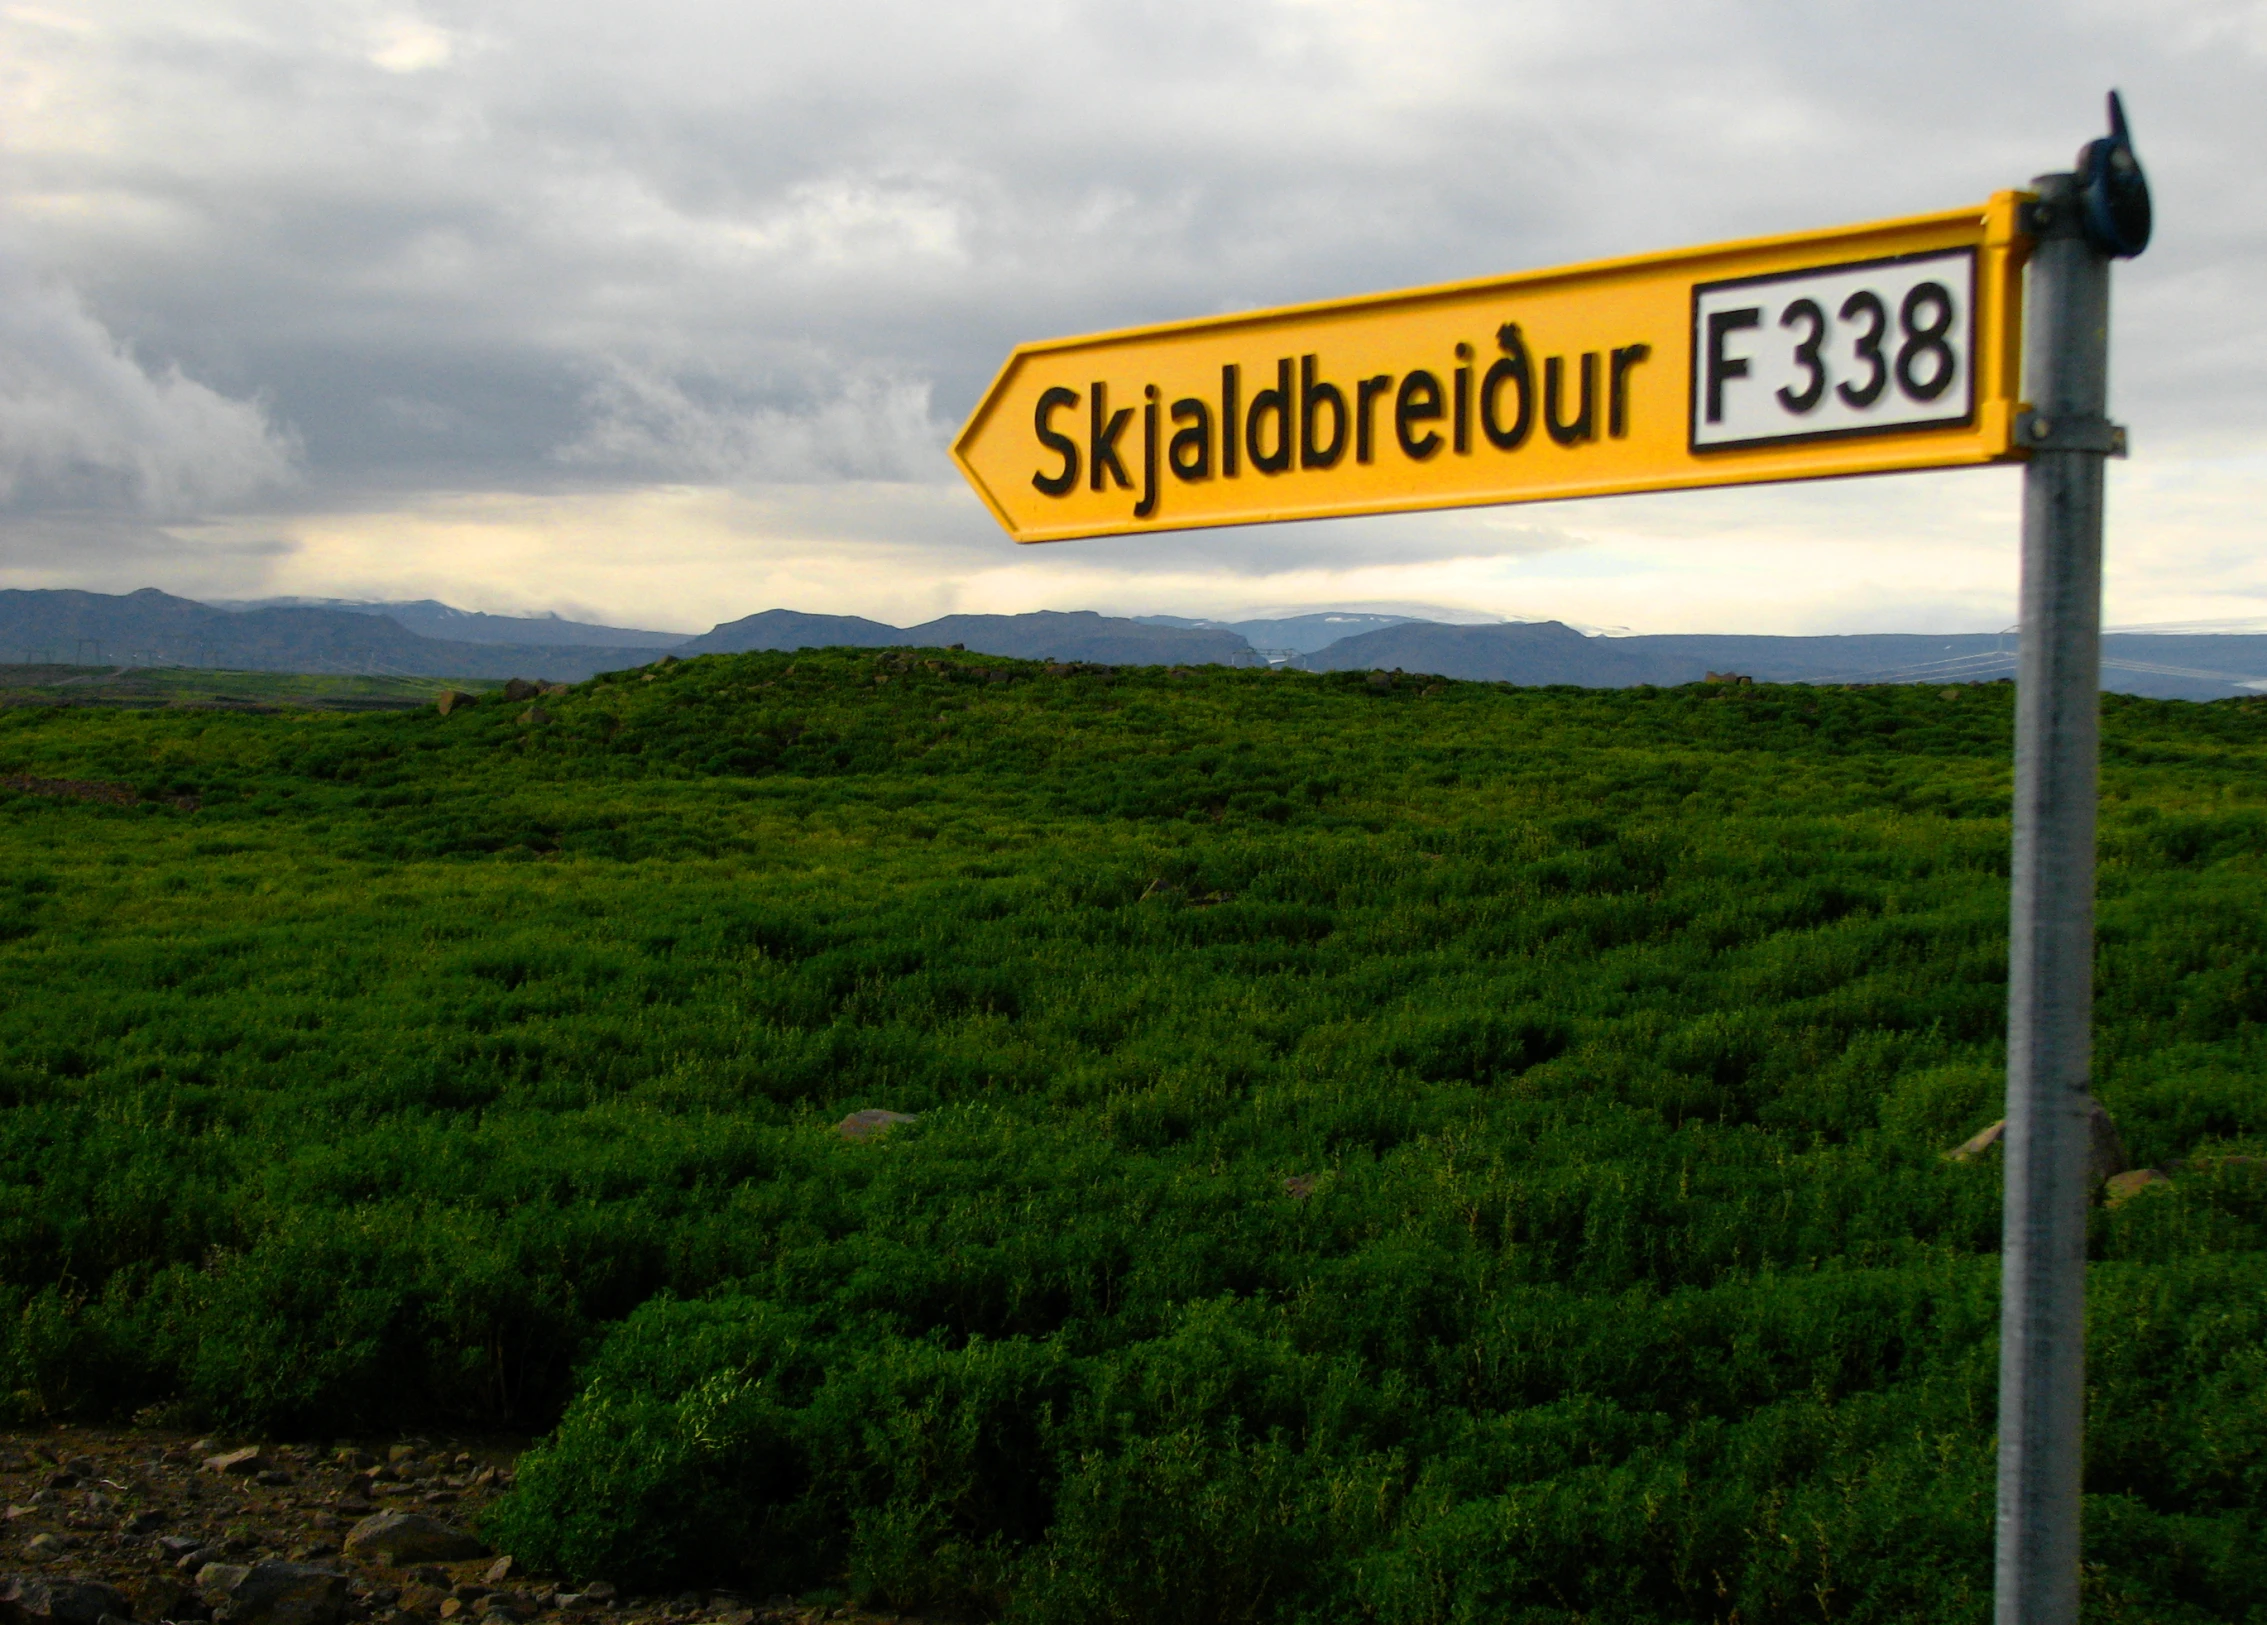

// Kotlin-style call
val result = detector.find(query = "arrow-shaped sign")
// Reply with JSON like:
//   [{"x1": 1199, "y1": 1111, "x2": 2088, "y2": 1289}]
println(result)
[{"x1": 953, "y1": 195, "x2": 2031, "y2": 543}]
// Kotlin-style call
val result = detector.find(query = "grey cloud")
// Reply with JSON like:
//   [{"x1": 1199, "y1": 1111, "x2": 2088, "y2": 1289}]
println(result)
[
  {"x1": 2, "y1": 0, "x2": 2262, "y2": 579},
  {"x1": 701, "y1": 477, "x2": 1587, "y2": 577},
  {"x1": 1019, "y1": 511, "x2": 1589, "y2": 578},
  {"x1": 555, "y1": 366, "x2": 950, "y2": 483},
  {"x1": 0, "y1": 253, "x2": 298, "y2": 516},
  {"x1": 0, "y1": 511, "x2": 297, "y2": 597}
]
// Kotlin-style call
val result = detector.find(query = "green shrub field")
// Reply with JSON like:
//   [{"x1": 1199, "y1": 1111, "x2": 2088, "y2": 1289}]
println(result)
[{"x1": 4, "y1": 650, "x2": 2265, "y2": 1622}]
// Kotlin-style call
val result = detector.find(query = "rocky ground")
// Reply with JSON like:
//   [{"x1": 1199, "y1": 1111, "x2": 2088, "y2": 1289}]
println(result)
[{"x1": 1, "y1": 1430, "x2": 924, "y2": 1625}]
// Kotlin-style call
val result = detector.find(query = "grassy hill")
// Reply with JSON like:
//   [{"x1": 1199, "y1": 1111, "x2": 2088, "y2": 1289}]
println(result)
[{"x1": 2, "y1": 650, "x2": 2263, "y2": 1622}]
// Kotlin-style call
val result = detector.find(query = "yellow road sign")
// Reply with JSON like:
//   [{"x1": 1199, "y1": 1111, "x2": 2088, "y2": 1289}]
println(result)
[{"x1": 952, "y1": 194, "x2": 2032, "y2": 543}]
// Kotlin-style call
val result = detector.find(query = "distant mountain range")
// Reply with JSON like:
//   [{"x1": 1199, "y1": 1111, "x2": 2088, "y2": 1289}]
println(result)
[
  {"x1": 0, "y1": 591, "x2": 1262, "y2": 681},
  {"x1": 679, "y1": 609, "x2": 1255, "y2": 667},
  {"x1": 0, "y1": 589, "x2": 671, "y2": 683},
  {"x1": 1291, "y1": 621, "x2": 2267, "y2": 701},
  {"x1": 218, "y1": 597, "x2": 685, "y2": 648},
  {"x1": 4, "y1": 589, "x2": 2264, "y2": 699},
  {"x1": 1135, "y1": 612, "x2": 1424, "y2": 656}
]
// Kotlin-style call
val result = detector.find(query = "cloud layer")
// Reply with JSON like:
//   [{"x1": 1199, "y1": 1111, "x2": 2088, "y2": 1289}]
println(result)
[
  {"x1": 2, "y1": 0, "x2": 2263, "y2": 629},
  {"x1": 556, "y1": 368, "x2": 948, "y2": 484},
  {"x1": 0, "y1": 252, "x2": 296, "y2": 516}
]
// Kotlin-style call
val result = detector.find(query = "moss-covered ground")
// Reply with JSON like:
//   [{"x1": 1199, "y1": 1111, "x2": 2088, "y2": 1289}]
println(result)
[{"x1": 4, "y1": 650, "x2": 2263, "y2": 1622}]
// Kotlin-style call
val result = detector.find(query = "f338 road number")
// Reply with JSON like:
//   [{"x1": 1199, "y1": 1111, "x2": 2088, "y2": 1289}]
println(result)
[{"x1": 1690, "y1": 248, "x2": 1976, "y2": 452}]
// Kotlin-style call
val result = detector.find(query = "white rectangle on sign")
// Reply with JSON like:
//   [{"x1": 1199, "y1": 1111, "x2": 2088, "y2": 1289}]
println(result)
[{"x1": 1689, "y1": 248, "x2": 1976, "y2": 452}]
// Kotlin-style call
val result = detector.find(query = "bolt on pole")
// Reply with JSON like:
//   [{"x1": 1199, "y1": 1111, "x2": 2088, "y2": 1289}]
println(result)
[{"x1": 1995, "y1": 94, "x2": 2149, "y2": 1625}]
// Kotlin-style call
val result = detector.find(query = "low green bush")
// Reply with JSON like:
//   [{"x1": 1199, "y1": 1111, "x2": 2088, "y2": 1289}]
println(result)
[{"x1": 3, "y1": 653, "x2": 2264, "y2": 1618}]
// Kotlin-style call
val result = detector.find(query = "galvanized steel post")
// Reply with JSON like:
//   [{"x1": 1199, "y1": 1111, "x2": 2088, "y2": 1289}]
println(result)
[{"x1": 1994, "y1": 115, "x2": 2147, "y2": 1620}]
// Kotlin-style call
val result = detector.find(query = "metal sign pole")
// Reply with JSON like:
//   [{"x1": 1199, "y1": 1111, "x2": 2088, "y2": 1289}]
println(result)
[{"x1": 1995, "y1": 98, "x2": 2149, "y2": 1625}]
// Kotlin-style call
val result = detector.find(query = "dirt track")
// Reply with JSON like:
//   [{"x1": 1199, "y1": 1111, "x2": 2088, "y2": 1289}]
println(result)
[{"x1": 1, "y1": 1429, "x2": 918, "y2": 1625}]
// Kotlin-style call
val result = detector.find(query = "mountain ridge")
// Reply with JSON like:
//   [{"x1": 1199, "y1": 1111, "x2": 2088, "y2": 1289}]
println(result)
[
  {"x1": 679, "y1": 608, "x2": 1259, "y2": 666},
  {"x1": 217, "y1": 597, "x2": 690, "y2": 648},
  {"x1": 1294, "y1": 621, "x2": 2267, "y2": 700},
  {"x1": 3, "y1": 589, "x2": 2264, "y2": 697}
]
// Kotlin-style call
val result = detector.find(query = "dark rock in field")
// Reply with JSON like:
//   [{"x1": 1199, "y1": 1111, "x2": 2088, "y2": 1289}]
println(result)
[
  {"x1": 433, "y1": 693, "x2": 477, "y2": 716},
  {"x1": 121, "y1": 1577, "x2": 197, "y2": 1623},
  {"x1": 0, "y1": 1576, "x2": 133, "y2": 1625},
  {"x1": 207, "y1": 1563, "x2": 347, "y2": 1625},
  {"x1": 251, "y1": 1472, "x2": 291, "y2": 1489},
  {"x1": 2104, "y1": 1168, "x2": 2173, "y2": 1205},
  {"x1": 157, "y1": 1540, "x2": 203, "y2": 1562},
  {"x1": 402, "y1": 1572, "x2": 449, "y2": 1591},
  {"x1": 204, "y1": 1451, "x2": 264, "y2": 1479},
  {"x1": 2187, "y1": 1153, "x2": 2265, "y2": 1177},
  {"x1": 516, "y1": 707, "x2": 550, "y2": 727},
  {"x1": 1946, "y1": 1120, "x2": 2004, "y2": 1161},
  {"x1": 1943, "y1": 1104, "x2": 2130, "y2": 1184},
  {"x1": 194, "y1": 1568, "x2": 251, "y2": 1598},
  {"x1": 836, "y1": 1109, "x2": 918, "y2": 1141},
  {"x1": 2089, "y1": 1099, "x2": 2130, "y2": 1182},
  {"x1": 341, "y1": 1514, "x2": 486, "y2": 1566},
  {"x1": 119, "y1": 1511, "x2": 167, "y2": 1536},
  {"x1": 500, "y1": 679, "x2": 540, "y2": 702}
]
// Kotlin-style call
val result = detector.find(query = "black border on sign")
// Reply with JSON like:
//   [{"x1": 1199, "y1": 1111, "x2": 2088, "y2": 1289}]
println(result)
[{"x1": 1687, "y1": 246, "x2": 1979, "y2": 455}]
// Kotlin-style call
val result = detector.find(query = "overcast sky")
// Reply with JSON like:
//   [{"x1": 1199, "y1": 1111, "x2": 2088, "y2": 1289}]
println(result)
[{"x1": 2, "y1": 0, "x2": 2263, "y2": 634}]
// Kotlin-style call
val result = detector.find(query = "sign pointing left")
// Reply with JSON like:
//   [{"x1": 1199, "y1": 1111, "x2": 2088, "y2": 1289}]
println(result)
[{"x1": 952, "y1": 195, "x2": 2032, "y2": 543}]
